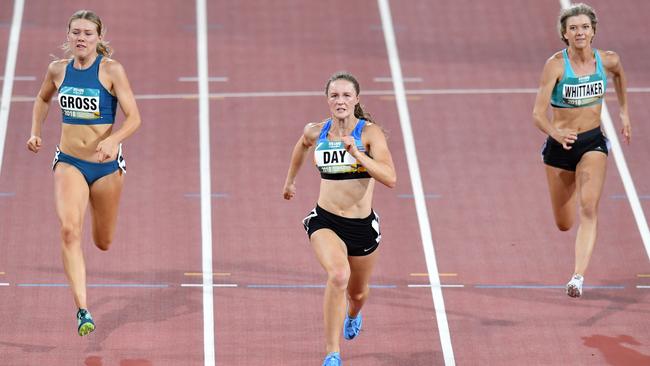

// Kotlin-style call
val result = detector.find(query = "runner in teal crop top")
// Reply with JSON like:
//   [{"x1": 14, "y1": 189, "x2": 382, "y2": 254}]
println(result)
[
  {"x1": 550, "y1": 49, "x2": 607, "y2": 108},
  {"x1": 532, "y1": 3, "x2": 632, "y2": 300}
]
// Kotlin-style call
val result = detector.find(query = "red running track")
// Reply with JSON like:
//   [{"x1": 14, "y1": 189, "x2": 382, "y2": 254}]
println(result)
[{"x1": 0, "y1": 1, "x2": 649, "y2": 365}]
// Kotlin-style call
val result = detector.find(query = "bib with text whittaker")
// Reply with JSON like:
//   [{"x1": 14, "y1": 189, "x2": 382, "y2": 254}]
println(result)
[
  {"x1": 550, "y1": 48, "x2": 607, "y2": 109},
  {"x1": 561, "y1": 76, "x2": 604, "y2": 107}
]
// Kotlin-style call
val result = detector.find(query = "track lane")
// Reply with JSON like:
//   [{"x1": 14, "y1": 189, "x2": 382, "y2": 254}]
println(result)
[
  {"x1": 205, "y1": 1, "x2": 444, "y2": 364},
  {"x1": 392, "y1": 0, "x2": 650, "y2": 364},
  {"x1": 0, "y1": 1, "x2": 207, "y2": 365}
]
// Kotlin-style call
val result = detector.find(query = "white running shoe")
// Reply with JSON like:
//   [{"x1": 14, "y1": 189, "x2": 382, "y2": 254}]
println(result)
[{"x1": 566, "y1": 274, "x2": 584, "y2": 298}]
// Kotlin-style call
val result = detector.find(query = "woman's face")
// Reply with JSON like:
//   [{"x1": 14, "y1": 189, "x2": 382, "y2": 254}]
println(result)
[
  {"x1": 564, "y1": 14, "x2": 594, "y2": 49},
  {"x1": 327, "y1": 79, "x2": 359, "y2": 120},
  {"x1": 67, "y1": 19, "x2": 100, "y2": 59}
]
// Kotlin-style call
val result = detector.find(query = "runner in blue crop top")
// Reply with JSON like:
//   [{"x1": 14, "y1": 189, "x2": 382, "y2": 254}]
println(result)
[
  {"x1": 532, "y1": 3, "x2": 632, "y2": 299},
  {"x1": 59, "y1": 54, "x2": 118, "y2": 125},
  {"x1": 283, "y1": 72, "x2": 396, "y2": 365},
  {"x1": 26, "y1": 10, "x2": 141, "y2": 336}
]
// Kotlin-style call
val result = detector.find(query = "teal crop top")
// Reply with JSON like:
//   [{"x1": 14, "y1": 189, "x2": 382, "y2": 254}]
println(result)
[{"x1": 551, "y1": 49, "x2": 607, "y2": 108}]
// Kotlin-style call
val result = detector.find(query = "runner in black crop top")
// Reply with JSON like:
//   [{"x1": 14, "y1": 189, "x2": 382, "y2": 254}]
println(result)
[{"x1": 282, "y1": 72, "x2": 396, "y2": 365}]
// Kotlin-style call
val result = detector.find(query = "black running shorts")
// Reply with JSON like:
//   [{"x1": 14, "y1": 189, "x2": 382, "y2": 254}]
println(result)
[
  {"x1": 302, "y1": 205, "x2": 381, "y2": 256},
  {"x1": 541, "y1": 127, "x2": 608, "y2": 171}
]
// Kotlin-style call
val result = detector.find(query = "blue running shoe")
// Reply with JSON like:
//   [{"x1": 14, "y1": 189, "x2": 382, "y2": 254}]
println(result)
[
  {"x1": 77, "y1": 308, "x2": 95, "y2": 336},
  {"x1": 343, "y1": 312, "x2": 362, "y2": 340},
  {"x1": 322, "y1": 352, "x2": 341, "y2": 366}
]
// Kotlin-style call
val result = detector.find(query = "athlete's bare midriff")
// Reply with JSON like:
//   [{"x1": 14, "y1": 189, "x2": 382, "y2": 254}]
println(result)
[
  {"x1": 59, "y1": 123, "x2": 113, "y2": 161},
  {"x1": 317, "y1": 178, "x2": 375, "y2": 218},
  {"x1": 551, "y1": 103, "x2": 602, "y2": 133}
]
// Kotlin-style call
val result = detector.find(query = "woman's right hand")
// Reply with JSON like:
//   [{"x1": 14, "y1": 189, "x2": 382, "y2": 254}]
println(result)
[
  {"x1": 283, "y1": 181, "x2": 296, "y2": 200},
  {"x1": 552, "y1": 129, "x2": 577, "y2": 150},
  {"x1": 26, "y1": 135, "x2": 42, "y2": 153}
]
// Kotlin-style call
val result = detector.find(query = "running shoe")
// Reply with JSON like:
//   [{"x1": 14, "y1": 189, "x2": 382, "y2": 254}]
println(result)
[
  {"x1": 322, "y1": 352, "x2": 341, "y2": 366},
  {"x1": 343, "y1": 312, "x2": 362, "y2": 340},
  {"x1": 566, "y1": 274, "x2": 584, "y2": 298},
  {"x1": 77, "y1": 308, "x2": 95, "y2": 336}
]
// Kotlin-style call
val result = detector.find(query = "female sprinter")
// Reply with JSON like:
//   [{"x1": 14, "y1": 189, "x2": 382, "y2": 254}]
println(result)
[
  {"x1": 532, "y1": 3, "x2": 631, "y2": 298},
  {"x1": 283, "y1": 72, "x2": 396, "y2": 365},
  {"x1": 26, "y1": 10, "x2": 141, "y2": 335}
]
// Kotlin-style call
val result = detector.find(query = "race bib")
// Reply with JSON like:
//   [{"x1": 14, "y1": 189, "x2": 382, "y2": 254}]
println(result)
[
  {"x1": 562, "y1": 79, "x2": 604, "y2": 107},
  {"x1": 315, "y1": 141, "x2": 366, "y2": 174},
  {"x1": 59, "y1": 86, "x2": 100, "y2": 120}
]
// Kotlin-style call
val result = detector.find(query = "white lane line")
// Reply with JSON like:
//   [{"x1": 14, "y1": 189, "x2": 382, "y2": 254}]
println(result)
[
  {"x1": 558, "y1": 0, "x2": 650, "y2": 260},
  {"x1": 195, "y1": 0, "x2": 215, "y2": 365},
  {"x1": 374, "y1": 76, "x2": 423, "y2": 83},
  {"x1": 637, "y1": 286, "x2": 650, "y2": 289},
  {"x1": 0, "y1": 0, "x2": 25, "y2": 174},
  {"x1": 8, "y1": 86, "x2": 650, "y2": 103},
  {"x1": 0, "y1": 75, "x2": 34, "y2": 81},
  {"x1": 179, "y1": 76, "x2": 228, "y2": 82},
  {"x1": 378, "y1": 1, "x2": 455, "y2": 365},
  {"x1": 601, "y1": 103, "x2": 650, "y2": 259},
  {"x1": 0, "y1": 283, "x2": 9, "y2": 286},
  {"x1": 181, "y1": 284, "x2": 238, "y2": 288},
  {"x1": 408, "y1": 284, "x2": 465, "y2": 288}
]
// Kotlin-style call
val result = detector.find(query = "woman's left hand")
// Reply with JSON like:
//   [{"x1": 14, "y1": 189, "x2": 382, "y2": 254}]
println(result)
[
  {"x1": 621, "y1": 115, "x2": 631, "y2": 144},
  {"x1": 96, "y1": 136, "x2": 119, "y2": 162},
  {"x1": 342, "y1": 135, "x2": 359, "y2": 157}
]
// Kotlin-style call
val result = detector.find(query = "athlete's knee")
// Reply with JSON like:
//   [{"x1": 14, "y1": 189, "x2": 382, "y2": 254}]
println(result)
[
  {"x1": 579, "y1": 202, "x2": 598, "y2": 220},
  {"x1": 93, "y1": 234, "x2": 113, "y2": 251},
  {"x1": 556, "y1": 221, "x2": 572, "y2": 231},
  {"x1": 60, "y1": 224, "x2": 82, "y2": 247},
  {"x1": 348, "y1": 286, "x2": 369, "y2": 302},
  {"x1": 327, "y1": 266, "x2": 351, "y2": 290}
]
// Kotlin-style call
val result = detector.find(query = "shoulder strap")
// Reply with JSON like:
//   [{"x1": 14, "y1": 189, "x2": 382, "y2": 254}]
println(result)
[
  {"x1": 351, "y1": 119, "x2": 366, "y2": 140},
  {"x1": 318, "y1": 119, "x2": 332, "y2": 141}
]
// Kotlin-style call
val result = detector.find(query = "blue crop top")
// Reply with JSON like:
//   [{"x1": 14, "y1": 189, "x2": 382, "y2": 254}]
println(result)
[
  {"x1": 58, "y1": 55, "x2": 117, "y2": 125},
  {"x1": 314, "y1": 119, "x2": 371, "y2": 180},
  {"x1": 550, "y1": 49, "x2": 607, "y2": 108}
]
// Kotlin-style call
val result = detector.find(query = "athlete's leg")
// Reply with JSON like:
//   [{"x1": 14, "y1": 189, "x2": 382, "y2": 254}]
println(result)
[
  {"x1": 346, "y1": 250, "x2": 379, "y2": 318},
  {"x1": 54, "y1": 164, "x2": 90, "y2": 309},
  {"x1": 573, "y1": 151, "x2": 607, "y2": 276},
  {"x1": 545, "y1": 165, "x2": 577, "y2": 231},
  {"x1": 89, "y1": 170, "x2": 124, "y2": 251},
  {"x1": 311, "y1": 229, "x2": 349, "y2": 355}
]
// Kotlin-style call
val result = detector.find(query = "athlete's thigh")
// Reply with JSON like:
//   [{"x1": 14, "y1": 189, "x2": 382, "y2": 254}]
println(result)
[
  {"x1": 347, "y1": 250, "x2": 379, "y2": 294},
  {"x1": 545, "y1": 164, "x2": 577, "y2": 226},
  {"x1": 89, "y1": 170, "x2": 124, "y2": 238},
  {"x1": 575, "y1": 152, "x2": 607, "y2": 207},
  {"x1": 54, "y1": 163, "x2": 90, "y2": 225},
  {"x1": 310, "y1": 229, "x2": 349, "y2": 273}
]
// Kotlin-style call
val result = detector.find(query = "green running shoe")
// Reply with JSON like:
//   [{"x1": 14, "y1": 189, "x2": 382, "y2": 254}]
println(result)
[{"x1": 77, "y1": 308, "x2": 95, "y2": 336}]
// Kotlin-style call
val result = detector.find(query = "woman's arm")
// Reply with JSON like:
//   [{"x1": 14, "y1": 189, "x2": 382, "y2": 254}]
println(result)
[
  {"x1": 344, "y1": 123, "x2": 396, "y2": 188},
  {"x1": 96, "y1": 59, "x2": 142, "y2": 161},
  {"x1": 532, "y1": 54, "x2": 577, "y2": 149},
  {"x1": 283, "y1": 123, "x2": 318, "y2": 200},
  {"x1": 603, "y1": 50, "x2": 631, "y2": 143},
  {"x1": 27, "y1": 61, "x2": 61, "y2": 153}
]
